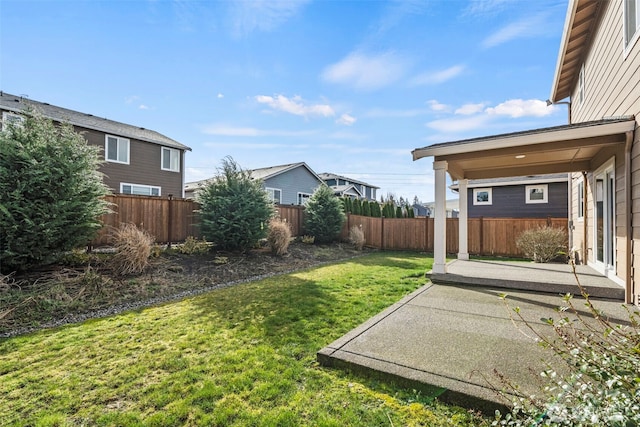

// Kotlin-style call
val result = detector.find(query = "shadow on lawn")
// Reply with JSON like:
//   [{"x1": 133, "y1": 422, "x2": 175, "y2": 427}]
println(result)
[{"x1": 189, "y1": 275, "x2": 340, "y2": 349}]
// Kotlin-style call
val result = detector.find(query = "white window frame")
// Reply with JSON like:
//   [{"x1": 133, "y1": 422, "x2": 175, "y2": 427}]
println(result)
[
  {"x1": 525, "y1": 184, "x2": 548, "y2": 204},
  {"x1": 161, "y1": 146, "x2": 180, "y2": 172},
  {"x1": 105, "y1": 135, "x2": 130, "y2": 164},
  {"x1": 624, "y1": 0, "x2": 640, "y2": 54},
  {"x1": 577, "y1": 64, "x2": 585, "y2": 105},
  {"x1": 577, "y1": 179, "x2": 584, "y2": 220},
  {"x1": 473, "y1": 188, "x2": 492, "y2": 206},
  {"x1": 297, "y1": 192, "x2": 312, "y2": 206},
  {"x1": 1, "y1": 111, "x2": 24, "y2": 130},
  {"x1": 120, "y1": 183, "x2": 161, "y2": 197},
  {"x1": 266, "y1": 187, "x2": 282, "y2": 204}
]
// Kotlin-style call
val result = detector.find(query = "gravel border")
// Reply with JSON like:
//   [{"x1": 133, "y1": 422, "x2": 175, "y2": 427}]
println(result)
[{"x1": 0, "y1": 253, "x2": 369, "y2": 339}]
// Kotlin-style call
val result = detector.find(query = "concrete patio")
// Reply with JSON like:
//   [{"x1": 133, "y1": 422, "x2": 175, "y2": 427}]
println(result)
[{"x1": 318, "y1": 260, "x2": 631, "y2": 413}]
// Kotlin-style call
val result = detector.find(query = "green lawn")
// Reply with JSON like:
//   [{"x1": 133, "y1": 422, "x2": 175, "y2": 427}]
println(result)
[{"x1": 0, "y1": 252, "x2": 487, "y2": 426}]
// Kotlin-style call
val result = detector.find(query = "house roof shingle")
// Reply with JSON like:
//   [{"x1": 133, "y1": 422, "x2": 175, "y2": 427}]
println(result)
[{"x1": 0, "y1": 91, "x2": 190, "y2": 151}]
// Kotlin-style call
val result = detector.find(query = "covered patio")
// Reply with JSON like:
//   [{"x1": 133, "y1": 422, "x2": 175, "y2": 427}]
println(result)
[{"x1": 412, "y1": 116, "x2": 636, "y2": 303}]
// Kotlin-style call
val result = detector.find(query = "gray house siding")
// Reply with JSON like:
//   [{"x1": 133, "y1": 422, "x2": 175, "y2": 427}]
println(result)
[
  {"x1": 467, "y1": 182, "x2": 568, "y2": 218},
  {"x1": 263, "y1": 167, "x2": 321, "y2": 205},
  {"x1": 81, "y1": 128, "x2": 185, "y2": 197}
]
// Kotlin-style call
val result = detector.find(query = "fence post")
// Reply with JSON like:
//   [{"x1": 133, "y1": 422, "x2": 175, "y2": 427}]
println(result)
[
  {"x1": 167, "y1": 194, "x2": 173, "y2": 248},
  {"x1": 479, "y1": 216, "x2": 484, "y2": 256},
  {"x1": 425, "y1": 216, "x2": 429, "y2": 252},
  {"x1": 381, "y1": 216, "x2": 385, "y2": 250}
]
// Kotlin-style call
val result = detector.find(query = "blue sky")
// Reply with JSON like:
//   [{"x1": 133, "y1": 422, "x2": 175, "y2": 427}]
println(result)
[{"x1": 1, "y1": 0, "x2": 570, "y2": 202}]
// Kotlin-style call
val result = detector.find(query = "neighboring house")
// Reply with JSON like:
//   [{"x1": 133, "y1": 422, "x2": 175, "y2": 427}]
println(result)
[
  {"x1": 449, "y1": 174, "x2": 569, "y2": 218},
  {"x1": 185, "y1": 162, "x2": 323, "y2": 205},
  {"x1": 411, "y1": 203, "x2": 430, "y2": 217},
  {"x1": 0, "y1": 92, "x2": 191, "y2": 198},
  {"x1": 423, "y1": 199, "x2": 459, "y2": 218},
  {"x1": 318, "y1": 173, "x2": 379, "y2": 201},
  {"x1": 412, "y1": 0, "x2": 640, "y2": 305}
]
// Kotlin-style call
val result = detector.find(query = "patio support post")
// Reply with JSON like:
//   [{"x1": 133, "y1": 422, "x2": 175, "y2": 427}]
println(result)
[
  {"x1": 433, "y1": 160, "x2": 448, "y2": 274},
  {"x1": 458, "y1": 179, "x2": 469, "y2": 260}
]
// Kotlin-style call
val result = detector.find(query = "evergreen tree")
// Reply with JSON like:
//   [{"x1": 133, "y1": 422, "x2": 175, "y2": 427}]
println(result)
[
  {"x1": 352, "y1": 198, "x2": 362, "y2": 215},
  {"x1": 304, "y1": 185, "x2": 346, "y2": 244},
  {"x1": 198, "y1": 157, "x2": 274, "y2": 251},
  {"x1": 362, "y1": 200, "x2": 371, "y2": 217},
  {"x1": 396, "y1": 206, "x2": 404, "y2": 218},
  {"x1": 0, "y1": 111, "x2": 110, "y2": 272},
  {"x1": 407, "y1": 206, "x2": 415, "y2": 218}
]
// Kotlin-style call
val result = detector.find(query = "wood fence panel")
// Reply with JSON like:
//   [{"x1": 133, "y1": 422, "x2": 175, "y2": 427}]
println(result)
[
  {"x1": 92, "y1": 195, "x2": 199, "y2": 246},
  {"x1": 276, "y1": 205, "x2": 305, "y2": 236},
  {"x1": 346, "y1": 215, "x2": 383, "y2": 248}
]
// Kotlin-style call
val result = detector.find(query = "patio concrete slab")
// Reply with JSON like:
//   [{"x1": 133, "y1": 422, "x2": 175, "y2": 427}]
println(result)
[
  {"x1": 429, "y1": 259, "x2": 625, "y2": 301},
  {"x1": 318, "y1": 283, "x2": 634, "y2": 412}
]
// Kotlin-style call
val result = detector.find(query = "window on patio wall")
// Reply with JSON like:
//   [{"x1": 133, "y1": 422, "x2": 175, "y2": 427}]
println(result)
[{"x1": 473, "y1": 188, "x2": 492, "y2": 205}]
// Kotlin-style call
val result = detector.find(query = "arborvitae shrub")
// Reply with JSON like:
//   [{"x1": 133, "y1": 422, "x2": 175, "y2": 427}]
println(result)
[
  {"x1": 267, "y1": 219, "x2": 292, "y2": 256},
  {"x1": 396, "y1": 206, "x2": 404, "y2": 218},
  {"x1": 304, "y1": 185, "x2": 346, "y2": 244},
  {"x1": 352, "y1": 198, "x2": 362, "y2": 215},
  {"x1": 198, "y1": 157, "x2": 274, "y2": 251},
  {"x1": 407, "y1": 206, "x2": 415, "y2": 218},
  {"x1": 362, "y1": 200, "x2": 371, "y2": 217},
  {"x1": 111, "y1": 223, "x2": 155, "y2": 275}
]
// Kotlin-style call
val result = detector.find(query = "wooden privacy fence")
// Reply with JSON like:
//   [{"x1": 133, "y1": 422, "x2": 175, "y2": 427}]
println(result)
[
  {"x1": 91, "y1": 196, "x2": 567, "y2": 257},
  {"x1": 91, "y1": 195, "x2": 200, "y2": 246},
  {"x1": 342, "y1": 214, "x2": 568, "y2": 257}
]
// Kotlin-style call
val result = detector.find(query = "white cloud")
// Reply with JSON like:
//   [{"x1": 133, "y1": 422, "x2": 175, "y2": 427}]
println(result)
[
  {"x1": 230, "y1": 0, "x2": 310, "y2": 37},
  {"x1": 410, "y1": 64, "x2": 465, "y2": 85},
  {"x1": 125, "y1": 95, "x2": 139, "y2": 104},
  {"x1": 255, "y1": 94, "x2": 335, "y2": 118},
  {"x1": 202, "y1": 124, "x2": 317, "y2": 137},
  {"x1": 426, "y1": 115, "x2": 492, "y2": 133},
  {"x1": 482, "y1": 14, "x2": 548, "y2": 48},
  {"x1": 217, "y1": 93, "x2": 224, "y2": 99},
  {"x1": 427, "y1": 99, "x2": 450, "y2": 112},
  {"x1": 363, "y1": 107, "x2": 430, "y2": 118},
  {"x1": 485, "y1": 99, "x2": 552, "y2": 118},
  {"x1": 336, "y1": 113, "x2": 357, "y2": 126},
  {"x1": 321, "y1": 51, "x2": 408, "y2": 91},
  {"x1": 138, "y1": 104, "x2": 149, "y2": 110},
  {"x1": 455, "y1": 103, "x2": 485, "y2": 115},
  {"x1": 462, "y1": 0, "x2": 513, "y2": 16}
]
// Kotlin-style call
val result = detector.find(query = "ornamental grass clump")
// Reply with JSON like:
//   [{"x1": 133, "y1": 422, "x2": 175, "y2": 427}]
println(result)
[
  {"x1": 494, "y1": 264, "x2": 640, "y2": 426},
  {"x1": 111, "y1": 223, "x2": 154, "y2": 275},
  {"x1": 349, "y1": 225, "x2": 365, "y2": 250},
  {"x1": 516, "y1": 226, "x2": 567, "y2": 263},
  {"x1": 176, "y1": 236, "x2": 210, "y2": 255},
  {"x1": 267, "y1": 219, "x2": 292, "y2": 256}
]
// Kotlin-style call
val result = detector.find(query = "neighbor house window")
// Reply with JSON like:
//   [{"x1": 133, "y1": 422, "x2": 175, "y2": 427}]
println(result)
[
  {"x1": 105, "y1": 135, "x2": 130, "y2": 164},
  {"x1": 473, "y1": 188, "x2": 492, "y2": 205},
  {"x1": 526, "y1": 184, "x2": 548, "y2": 204},
  {"x1": 625, "y1": 0, "x2": 640, "y2": 50},
  {"x1": 161, "y1": 147, "x2": 180, "y2": 172},
  {"x1": 266, "y1": 187, "x2": 282, "y2": 204},
  {"x1": 297, "y1": 192, "x2": 312, "y2": 206},
  {"x1": 1, "y1": 111, "x2": 24, "y2": 130},
  {"x1": 577, "y1": 180, "x2": 584, "y2": 219},
  {"x1": 577, "y1": 64, "x2": 585, "y2": 105},
  {"x1": 121, "y1": 183, "x2": 161, "y2": 196}
]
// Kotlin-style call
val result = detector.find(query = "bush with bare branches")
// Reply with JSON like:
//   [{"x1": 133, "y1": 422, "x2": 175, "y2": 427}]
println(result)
[
  {"x1": 111, "y1": 224, "x2": 154, "y2": 275},
  {"x1": 516, "y1": 226, "x2": 566, "y2": 263},
  {"x1": 349, "y1": 225, "x2": 365, "y2": 250},
  {"x1": 267, "y1": 219, "x2": 292, "y2": 256}
]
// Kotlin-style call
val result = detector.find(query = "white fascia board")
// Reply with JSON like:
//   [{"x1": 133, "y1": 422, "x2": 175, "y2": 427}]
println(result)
[
  {"x1": 550, "y1": 0, "x2": 579, "y2": 102},
  {"x1": 412, "y1": 119, "x2": 636, "y2": 160}
]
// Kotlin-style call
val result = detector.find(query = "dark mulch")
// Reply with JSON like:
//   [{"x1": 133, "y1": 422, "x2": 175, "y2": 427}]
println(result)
[{"x1": 0, "y1": 241, "x2": 370, "y2": 338}]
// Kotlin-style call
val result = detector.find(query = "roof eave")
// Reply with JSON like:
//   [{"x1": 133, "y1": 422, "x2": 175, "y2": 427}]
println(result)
[{"x1": 550, "y1": 0, "x2": 579, "y2": 102}]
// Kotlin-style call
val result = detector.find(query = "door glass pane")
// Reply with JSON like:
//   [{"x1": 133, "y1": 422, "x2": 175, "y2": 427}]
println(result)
[
  {"x1": 608, "y1": 173, "x2": 615, "y2": 265},
  {"x1": 596, "y1": 178, "x2": 604, "y2": 263}
]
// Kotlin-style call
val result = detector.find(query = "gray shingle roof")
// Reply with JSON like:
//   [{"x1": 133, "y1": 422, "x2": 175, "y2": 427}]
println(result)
[
  {"x1": 0, "y1": 91, "x2": 190, "y2": 151},
  {"x1": 318, "y1": 172, "x2": 380, "y2": 189}
]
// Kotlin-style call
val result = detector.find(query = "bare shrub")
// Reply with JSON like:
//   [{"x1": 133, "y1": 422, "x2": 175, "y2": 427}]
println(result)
[
  {"x1": 111, "y1": 224, "x2": 155, "y2": 275},
  {"x1": 516, "y1": 226, "x2": 566, "y2": 263},
  {"x1": 268, "y1": 219, "x2": 292, "y2": 256},
  {"x1": 349, "y1": 225, "x2": 365, "y2": 250}
]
